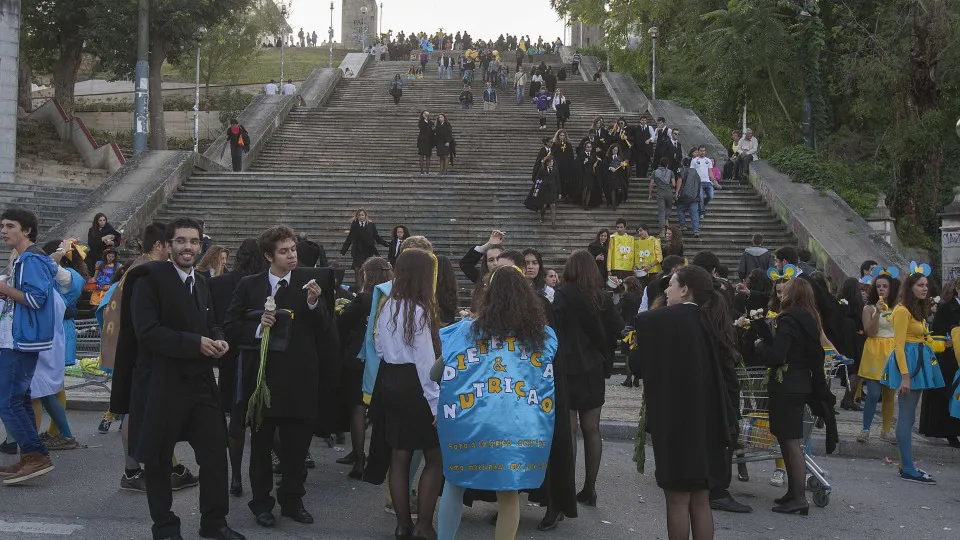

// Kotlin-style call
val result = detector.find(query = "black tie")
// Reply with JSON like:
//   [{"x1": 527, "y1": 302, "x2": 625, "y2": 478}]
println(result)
[
  {"x1": 184, "y1": 276, "x2": 194, "y2": 295},
  {"x1": 276, "y1": 278, "x2": 288, "y2": 299}
]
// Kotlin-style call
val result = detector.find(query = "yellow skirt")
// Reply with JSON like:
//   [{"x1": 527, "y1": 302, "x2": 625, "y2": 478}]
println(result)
[{"x1": 859, "y1": 337, "x2": 894, "y2": 380}]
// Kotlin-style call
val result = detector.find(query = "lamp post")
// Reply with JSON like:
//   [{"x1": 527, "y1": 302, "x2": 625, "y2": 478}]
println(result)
[
  {"x1": 280, "y1": 2, "x2": 289, "y2": 83},
  {"x1": 328, "y1": 2, "x2": 334, "y2": 68},
  {"x1": 604, "y1": 19, "x2": 611, "y2": 72},
  {"x1": 648, "y1": 26, "x2": 658, "y2": 100},
  {"x1": 193, "y1": 26, "x2": 205, "y2": 154},
  {"x1": 379, "y1": 2, "x2": 382, "y2": 36}
]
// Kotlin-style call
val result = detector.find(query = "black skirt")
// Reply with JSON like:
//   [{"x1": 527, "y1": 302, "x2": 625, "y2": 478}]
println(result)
[
  {"x1": 417, "y1": 138, "x2": 433, "y2": 156},
  {"x1": 567, "y1": 365, "x2": 605, "y2": 411},
  {"x1": 331, "y1": 362, "x2": 365, "y2": 433},
  {"x1": 768, "y1": 391, "x2": 807, "y2": 440},
  {"x1": 380, "y1": 362, "x2": 438, "y2": 451}
]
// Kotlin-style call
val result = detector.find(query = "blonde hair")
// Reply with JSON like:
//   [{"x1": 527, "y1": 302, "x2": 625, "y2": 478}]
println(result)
[{"x1": 196, "y1": 245, "x2": 229, "y2": 277}]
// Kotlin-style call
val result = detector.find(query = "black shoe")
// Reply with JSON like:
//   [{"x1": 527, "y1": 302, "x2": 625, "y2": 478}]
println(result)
[
  {"x1": 198, "y1": 525, "x2": 246, "y2": 540},
  {"x1": 394, "y1": 525, "x2": 413, "y2": 540},
  {"x1": 336, "y1": 451, "x2": 357, "y2": 465},
  {"x1": 281, "y1": 506, "x2": 314, "y2": 524},
  {"x1": 710, "y1": 495, "x2": 753, "y2": 513},
  {"x1": 576, "y1": 488, "x2": 597, "y2": 507},
  {"x1": 774, "y1": 493, "x2": 795, "y2": 505},
  {"x1": 0, "y1": 441, "x2": 18, "y2": 455},
  {"x1": 160, "y1": 536, "x2": 184, "y2": 540},
  {"x1": 304, "y1": 452, "x2": 316, "y2": 469},
  {"x1": 230, "y1": 477, "x2": 243, "y2": 497},
  {"x1": 947, "y1": 436, "x2": 960, "y2": 448},
  {"x1": 335, "y1": 433, "x2": 346, "y2": 444},
  {"x1": 621, "y1": 378, "x2": 632, "y2": 387},
  {"x1": 411, "y1": 529, "x2": 430, "y2": 540},
  {"x1": 170, "y1": 467, "x2": 199, "y2": 491},
  {"x1": 348, "y1": 464, "x2": 364, "y2": 479},
  {"x1": 537, "y1": 512, "x2": 564, "y2": 531},
  {"x1": 771, "y1": 500, "x2": 809, "y2": 516},
  {"x1": 633, "y1": 377, "x2": 640, "y2": 387},
  {"x1": 254, "y1": 512, "x2": 277, "y2": 528}
]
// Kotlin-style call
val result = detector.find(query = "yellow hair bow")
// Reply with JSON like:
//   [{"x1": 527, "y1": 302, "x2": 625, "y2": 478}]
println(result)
[
  {"x1": 767, "y1": 264, "x2": 798, "y2": 282},
  {"x1": 490, "y1": 264, "x2": 525, "y2": 285}
]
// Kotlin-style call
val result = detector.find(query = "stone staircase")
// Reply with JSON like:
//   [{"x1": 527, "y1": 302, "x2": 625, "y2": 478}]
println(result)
[
  {"x1": 0, "y1": 183, "x2": 96, "y2": 263},
  {"x1": 150, "y1": 57, "x2": 793, "y2": 302}
]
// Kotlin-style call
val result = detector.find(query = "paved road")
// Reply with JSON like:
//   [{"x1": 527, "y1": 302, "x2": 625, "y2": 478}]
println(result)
[{"x1": 0, "y1": 411, "x2": 958, "y2": 539}]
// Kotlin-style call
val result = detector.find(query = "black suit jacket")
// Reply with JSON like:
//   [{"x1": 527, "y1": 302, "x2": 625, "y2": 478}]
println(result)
[
  {"x1": 387, "y1": 238, "x2": 403, "y2": 265},
  {"x1": 224, "y1": 268, "x2": 340, "y2": 420},
  {"x1": 109, "y1": 261, "x2": 223, "y2": 464},
  {"x1": 340, "y1": 221, "x2": 389, "y2": 268},
  {"x1": 459, "y1": 246, "x2": 484, "y2": 284},
  {"x1": 532, "y1": 146, "x2": 550, "y2": 181}
]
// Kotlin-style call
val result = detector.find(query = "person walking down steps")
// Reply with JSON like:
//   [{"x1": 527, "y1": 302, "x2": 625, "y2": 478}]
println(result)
[
  {"x1": 532, "y1": 87, "x2": 551, "y2": 130},
  {"x1": 389, "y1": 74, "x2": 404, "y2": 105}
]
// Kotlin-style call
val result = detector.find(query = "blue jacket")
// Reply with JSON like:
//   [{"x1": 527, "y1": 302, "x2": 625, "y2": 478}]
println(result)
[
  {"x1": 11, "y1": 250, "x2": 58, "y2": 352},
  {"x1": 360, "y1": 280, "x2": 393, "y2": 403},
  {"x1": 532, "y1": 92, "x2": 551, "y2": 111}
]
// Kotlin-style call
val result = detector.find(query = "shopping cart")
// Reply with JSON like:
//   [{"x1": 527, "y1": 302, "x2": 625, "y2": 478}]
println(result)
[
  {"x1": 64, "y1": 318, "x2": 112, "y2": 393},
  {"x1": 733, "y1": 357, "x2": 850, "y2": 508}
]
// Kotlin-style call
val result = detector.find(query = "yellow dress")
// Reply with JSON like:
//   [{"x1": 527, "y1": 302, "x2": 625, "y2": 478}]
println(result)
[{"x1": 859, "y1": 305, "x2": 895, "y2": 381}]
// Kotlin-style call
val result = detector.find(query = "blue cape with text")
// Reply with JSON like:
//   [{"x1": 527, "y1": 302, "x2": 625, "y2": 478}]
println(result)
[{"x1": 437, "y1": 319, "x2": 558, "y2": 490}]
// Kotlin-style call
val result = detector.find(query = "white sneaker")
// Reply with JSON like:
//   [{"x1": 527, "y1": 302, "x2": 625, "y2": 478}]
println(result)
[
  {"x1": 770, "y1": 468, "x2": 786, "y2": 487},
  {"x1": 857, "y1": 429, "x2": 870, "y2": 443},
  {"x1": 880, "y1": 432, "x2": 897, "y2": 444}
]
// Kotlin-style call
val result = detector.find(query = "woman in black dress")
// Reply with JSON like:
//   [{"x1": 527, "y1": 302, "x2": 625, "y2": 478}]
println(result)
[
  {"x1": 920, "y1": 278, "x2": 960, "y2": 447},
  {"x1": 551, "y1": 129, "x2": 576, "y2": 202},
  {"x1": 587, "y1": 228, "x2": 609, "y2": 282},
  {"x1": 417, "y1": 110, "x2": 434, "y2": 175},
  {"x1": 434, "y1": 113, "x2": 454, "y2": 176},
  {"x1": 755, "y1": 278, "x2": 827, "y2": 515},
  {"x1": 603, "y1": 144, "x2": 628, "y2": 211},
  {"x1": 632, "y1": 265, "x2": 737, "y2": 540},
  {"x1": 86, "y1": 212, "x2": 122, "y2": 275},
  {"x1": 524, "y1": 155, "x2": 559, "y2": 226},
  {"x1": 553, "y1": 250, "x2": 624, "y2": 509},
  {"x1": 576, "y1": 141, "x2": 603, "y2": 210},
  {"x1": 335, "y1": 257, "x2": 393, "y2": 479}
]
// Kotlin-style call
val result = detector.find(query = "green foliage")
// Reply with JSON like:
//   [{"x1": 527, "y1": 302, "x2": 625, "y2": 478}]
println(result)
[
  {"x1": 161, "y1": 48, "x2": 346, "y2": 85},
  {"x1": 74, "y1": 90, "x2": 255, "y2": 113},
  {"x1": 768, "y1": 145, "x2": 880, "y2": 217}
]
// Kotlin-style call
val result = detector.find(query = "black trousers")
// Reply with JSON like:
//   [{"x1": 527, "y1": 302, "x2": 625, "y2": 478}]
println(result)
[
  {"x1": 230, "y1": 145, "x2": 244, "y2": 171},
  {"x1": 634, "y1": 150, "x2": 652, "y2": 178},
  {"x1": 248, "y1": 417, "x2": 314, "y2": 514},
  {"x1": 734, "y1": 154, "x2": 754, "y2": 181},
  {"x1": 144, "y1": 390, "x2": 229, "y2": 540}
]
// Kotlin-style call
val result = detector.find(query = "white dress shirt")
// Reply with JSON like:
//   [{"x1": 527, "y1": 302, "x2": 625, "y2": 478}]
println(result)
[
  {"x1": 264, "y1": 83, "x2": 278, "y2": 95},
  {"x1": 255, "y1": 270, "x2": 318, "y2": 337},
  {"x1": 174, "y1": 264, "x2": 196, "y2": 292},
  {"x1": 374, "y1": 298, "x2": 439, "y2": 415}
]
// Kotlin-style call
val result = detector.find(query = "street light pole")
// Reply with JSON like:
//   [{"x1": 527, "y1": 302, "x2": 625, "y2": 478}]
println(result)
[
  {"x1": 329, "y1": 2, "x2": 334, "y2": 68},
  {"x1": 193, "y1": 29, "x2": 204, "y2": 154},
  {"x1": 648, "y1": 26, "x2": 658, "y2": 100},
  {"x1": 379, "y1": 2, "x2": 382, "y2": 36},
  {"x1": 133, "y1": 0, "x2": 149, "y2": 154},
  {"x1": 280, "y1": 2, "x2": 289, "y2": 83}
]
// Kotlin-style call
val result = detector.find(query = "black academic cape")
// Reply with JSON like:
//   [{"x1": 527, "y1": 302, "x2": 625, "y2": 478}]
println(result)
[
  {"x1": 632, "y1": 303, "x2": 732, "y2": 491},
  {"x1": 224, "y1": 268, "x2": 340, "y2": 428},
  {"x1": 340, "y1": 221, "x2": 390, "y2": 269},
  {"x1": 531, "y1": 146, "x2": 550, "y2": 182},
  {"x1": 109, "y1": 261, "x2": 223, "y2": 464},
  {"x1": 920, "y1": 298, "x2": 960, "y2": 438},
  {"x1": 209, "y1": 270, "x2": 254, "y2": 409},
  {"x1": 551, "y1": 141, "x2": 576, "y2": 198}
]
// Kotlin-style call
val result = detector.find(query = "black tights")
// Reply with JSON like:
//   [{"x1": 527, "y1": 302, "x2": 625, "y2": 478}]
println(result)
[
  {"x1": 571, "y1": 407, "x2": 602, "y2": 495},
  {"x1": 419, "y1": 155, "x2": 431, "y2": 174},
  {"x1": 778, "y1": 438, "x2": 807, "y2": 503},
  {"x1": 389, "y1": 446, "x2": 443, "y2": 537},
  {"x1": 439, "y1": 155, "x2": 449, "y2": 174},
  {"x1": 349, "y1": 405, "x2": 366, "y2": 469},
  {"x1": 665, "y1": 490, "x2": 714, "y2": 540}
]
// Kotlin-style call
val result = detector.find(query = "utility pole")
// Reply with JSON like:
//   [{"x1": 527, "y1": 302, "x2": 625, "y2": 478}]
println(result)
[
  {"x1": 133, "y1": 0, "x2": 149, "y2": 155},
  {"x1": 329, "y1": 2, "x2": 334, "y2": 68}
]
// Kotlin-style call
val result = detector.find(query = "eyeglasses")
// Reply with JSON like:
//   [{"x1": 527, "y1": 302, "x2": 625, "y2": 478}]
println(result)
[{"x1": 172, "y1": 238, "x2": 202, "y2": 246}]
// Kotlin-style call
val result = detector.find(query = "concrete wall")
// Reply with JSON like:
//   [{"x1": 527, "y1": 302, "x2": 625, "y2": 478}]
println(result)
[
  {"x1": 338, "y1": 52, "x2": 369, "y2": 78},
  {"x1": 43, "y1": 151, "x2": 195, "y2": 243},
  {"x1": 567, "y1": 21, "x2": 603, "y2": 48},
  {"x1": 341, "y1": 0, "x2": 378, "y2": 50},
  {"x1": 26, "y1": 99, "x2": 125, "y2": 174},
  {"x1": 0, "y1": 1, "x2": 20, "y2": 184},
  {"x1": 601, "y1": 73, "x2": 649, "y2": 114},
  {"x1": 35, "y1": 82, "x2": 290, "y2": 109},
  {"x1": 204, "y1": 67, "x2": 341, "y2": 170},
  {"x1": 578, "y1": 56, "x2": 600, "y2": 82},
  {"x1": 74, "y1": 111, "x2": 225, "y2": 140}
]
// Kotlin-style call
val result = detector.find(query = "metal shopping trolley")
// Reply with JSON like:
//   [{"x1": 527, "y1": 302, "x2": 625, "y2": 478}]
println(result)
[
  {"x1": 64, "y1": 318, "x2": 112, "y2": 393},
  {"x1": 733, "y1": 358, "x2": 850, "y2": 508}
]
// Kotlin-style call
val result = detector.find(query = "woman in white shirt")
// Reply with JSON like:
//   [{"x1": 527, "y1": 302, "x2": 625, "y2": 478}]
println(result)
[{"x1": 374, "y1": 248, "x2": 443, "y2": 540}]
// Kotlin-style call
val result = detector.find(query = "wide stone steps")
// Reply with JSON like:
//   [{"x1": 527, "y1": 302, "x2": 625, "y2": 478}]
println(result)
[{"x1": 0, "y1": 183, "x2": 95, "y2": 261}]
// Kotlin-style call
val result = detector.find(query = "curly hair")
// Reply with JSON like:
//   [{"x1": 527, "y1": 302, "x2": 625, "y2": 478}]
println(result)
[
  {"x1": 233, "y1": 238, "x2": 267, "y2": 275},
  {"x1": 388, "y1": 248, "x2": 441, "y2": 357},
  {"x1": 472, "y1": 265, "x2": 547, "y2": 350}
]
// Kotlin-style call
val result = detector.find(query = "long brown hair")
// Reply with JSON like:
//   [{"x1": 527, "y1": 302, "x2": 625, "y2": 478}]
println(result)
[
  {"x1": 196, "y1": 245, "x2": 228, "y2": 276},
  {"x1": 673, "y1": 265, "x2": 737, "y2": 356},
  {"x1": 780, "y1": 278, "x2": 823, "y2": 333},
  {"x1": 388, "y1": 248, "x2": 441, "y2": 357},
  {"x1": 562, "y1": 249, "x2": 603, "y2": 311},
  {"x1": 473, "y1": 265, "x2": 547, "y2": 349},
  {"x1": 359, "y1": 256, "x2": 393, "y2": 294},
  {"x1": 898, "y1": 273, "x2": 930, "y2": 323}
]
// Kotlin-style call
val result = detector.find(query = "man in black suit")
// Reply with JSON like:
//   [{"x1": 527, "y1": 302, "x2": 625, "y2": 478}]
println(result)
[
  {"x1": 225, "y1": 225, "x2": 336, "y2": 529},
  {"x1": 339, "y1": 208, "x2": 389, "y2": 270},
  {"x1": 632, "y1": 116, "x2": 655, "y2": 178},
  {"x1": 651, "y1": 117, "x2": 672, "y2": 171},
  {"x1": 110, "y1": 218, "x2": 244, "y2": 540}
]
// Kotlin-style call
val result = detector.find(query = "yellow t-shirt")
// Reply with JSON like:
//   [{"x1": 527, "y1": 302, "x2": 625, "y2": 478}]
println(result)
[
  {"x1": 633, "y1": 236, "x2": 663, "y2": 274},
  {"x1": 607, "y1": 233, "x2": 635, "y2": 272}
]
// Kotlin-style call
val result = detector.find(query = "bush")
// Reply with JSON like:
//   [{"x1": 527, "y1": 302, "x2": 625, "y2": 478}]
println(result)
[
  {"x1": 74, "y1": 90, "x2": 256, "y2": 113},
  {"x1": 768, "y1": 145, "x2": 881, "y2": 217}
]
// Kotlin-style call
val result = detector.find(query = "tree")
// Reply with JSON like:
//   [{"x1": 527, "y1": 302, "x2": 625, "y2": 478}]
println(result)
[
  {"x1": 85, "y1": 0, "x2": 251, "y2": 150},
  {"x1": 172, "y1": 1, "x2": 286, "y2": 95},
  {"x1": 20, "y1": 0, "x2": 92, "y2": 115}
]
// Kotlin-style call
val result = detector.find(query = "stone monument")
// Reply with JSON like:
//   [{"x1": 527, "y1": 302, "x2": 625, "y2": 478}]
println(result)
[
  {"x1": 0, "y1": 0, "x2": 20, "y2": 184},
  {"x1": 341, "y1": 0, "x2": 377, "y2": 51}
]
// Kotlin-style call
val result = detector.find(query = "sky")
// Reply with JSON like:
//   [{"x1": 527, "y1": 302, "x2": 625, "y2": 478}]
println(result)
[{"x1": 285, "y1": 0, "x2": 568, "y2": 45}]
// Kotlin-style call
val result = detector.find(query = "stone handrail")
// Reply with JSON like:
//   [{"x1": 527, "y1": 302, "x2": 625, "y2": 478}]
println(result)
[{"x1": 25, "y1": 99, "x2": 125, "y2": 174}]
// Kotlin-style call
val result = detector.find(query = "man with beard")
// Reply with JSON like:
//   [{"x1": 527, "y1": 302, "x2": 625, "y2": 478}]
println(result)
[{"x1": 110, "y1": 218, "x2": 244, "y2": 540}]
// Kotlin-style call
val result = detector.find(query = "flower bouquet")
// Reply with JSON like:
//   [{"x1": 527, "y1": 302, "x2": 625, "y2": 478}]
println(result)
[{"x1": 247, "y1": 296, "x2": 276, "y2": 431}]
